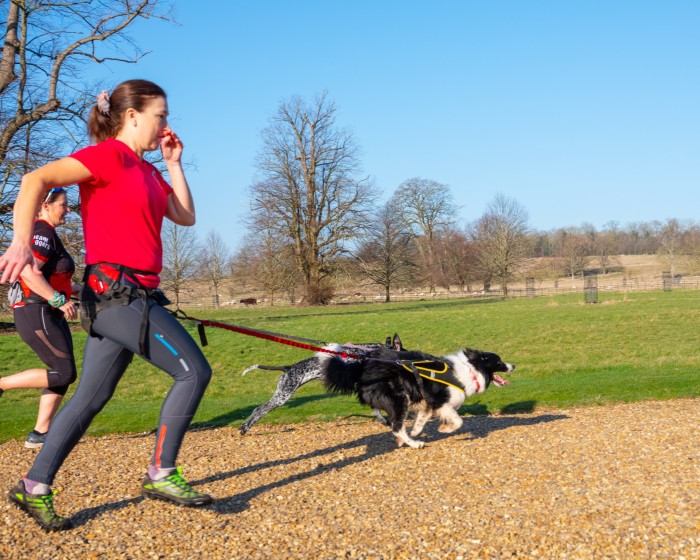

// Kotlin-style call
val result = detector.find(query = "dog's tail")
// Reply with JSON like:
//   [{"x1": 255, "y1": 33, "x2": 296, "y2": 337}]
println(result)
[
  {"x1": 317, "y1": 344, "x2": 363, "y2": 395},
  {"x1": 241, "y1": 364, "x2": 289, "y2": 376}
]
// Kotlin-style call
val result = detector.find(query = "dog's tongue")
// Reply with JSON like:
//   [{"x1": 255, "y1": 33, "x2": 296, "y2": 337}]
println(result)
[{"x1": 493, "y1": 374, "x2": 510, "y2": 387}]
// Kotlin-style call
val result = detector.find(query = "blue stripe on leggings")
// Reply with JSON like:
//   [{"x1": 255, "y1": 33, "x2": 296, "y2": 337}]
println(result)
[{"x1": 154, "y1": 333, "x2": 178, "y2": 356}]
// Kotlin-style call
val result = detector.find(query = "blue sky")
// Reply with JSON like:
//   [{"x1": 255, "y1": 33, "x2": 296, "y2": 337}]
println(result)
[{"x1": 92, "y1": 1, "x2": 699, "y2": 250}]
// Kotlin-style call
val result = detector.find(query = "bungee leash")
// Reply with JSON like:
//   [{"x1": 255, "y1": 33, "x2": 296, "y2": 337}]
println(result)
[
  {"x1": 170, "y1": 308, "x2": 363, "y2": 360},
  {"x1": 170, "y1": 309, "x2": 461, "y2": 394}
]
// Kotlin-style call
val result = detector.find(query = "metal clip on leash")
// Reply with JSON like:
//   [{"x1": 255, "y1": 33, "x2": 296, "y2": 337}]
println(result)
[{"x1": 172, "y1": 307, "x2": 208, "y2": 347}]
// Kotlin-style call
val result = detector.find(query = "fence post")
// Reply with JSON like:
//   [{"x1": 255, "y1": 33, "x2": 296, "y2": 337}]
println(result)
[
  {"x1": 584, "y1": 273, "x2": 598, "y2": 304},
  {"x1": 662, "y1": 271, "x2": 672, "y2": 292},
  {"x1": 526, "y1": 277, "x2": 535, "y2": 297}
]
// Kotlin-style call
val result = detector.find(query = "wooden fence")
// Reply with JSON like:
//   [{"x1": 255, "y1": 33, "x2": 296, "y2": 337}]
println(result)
[{"x1": 172, "y1": 274, "x2": 700, "y2": 309}]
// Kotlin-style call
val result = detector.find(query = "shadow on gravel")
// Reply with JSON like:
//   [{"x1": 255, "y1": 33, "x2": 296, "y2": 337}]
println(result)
[
  {"x1": 194, "y1": 432, "x2": 396, "y2": 515},
  {"x1": 189, "y1": 393, "x2": 345, "y2": 430},
  {"x1": 69, "y1": 496, "x2": 144, "y2": 529},
  {"x1": 65, "y1": 413, "x2": 569, "y2": 525},
  {"x1": 431, "y1": 412, "x2": 570, "y2": 443}
]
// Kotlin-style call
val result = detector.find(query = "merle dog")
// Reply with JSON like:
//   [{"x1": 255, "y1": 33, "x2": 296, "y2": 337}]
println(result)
[{"x1": 239, "y1": 334, "x2": 403, "y2": 434}]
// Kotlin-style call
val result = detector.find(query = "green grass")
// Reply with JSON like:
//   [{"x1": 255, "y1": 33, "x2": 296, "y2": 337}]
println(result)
[{"x1": 1, "y1": 290, "x2": 699, "y2": 443}]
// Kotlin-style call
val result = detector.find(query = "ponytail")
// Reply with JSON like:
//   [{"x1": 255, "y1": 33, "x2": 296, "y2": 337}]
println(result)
[{"x1": 88, "y1": 103, "x2": 114, "y2": 143}]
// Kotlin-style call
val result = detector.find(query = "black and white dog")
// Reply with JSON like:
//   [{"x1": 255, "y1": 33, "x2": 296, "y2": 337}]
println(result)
[
  {"x1": 239, "y1": 334, "x2": 404, "y2": 435},
  {"x1": 319, "y1": 345, "x2": 515, "y2": 449}
]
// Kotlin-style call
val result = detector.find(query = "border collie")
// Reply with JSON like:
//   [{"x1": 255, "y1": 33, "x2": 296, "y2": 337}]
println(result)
[{"x1": 319, "y1": 346, "x2": 514, "y2": 448}]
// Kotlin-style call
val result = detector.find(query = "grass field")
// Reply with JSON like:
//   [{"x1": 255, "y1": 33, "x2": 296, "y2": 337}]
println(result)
[{"x1": 1, "y1": 290, "x2": 698, "y2": 444}]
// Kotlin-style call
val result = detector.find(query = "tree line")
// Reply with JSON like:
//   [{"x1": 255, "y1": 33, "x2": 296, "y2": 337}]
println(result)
[
  {"x1": 160, "y1": 182, "x2": 700, "y2": 306},
  {"x1": 2, "y1": 2, "x2": 698, "y2": 307}
]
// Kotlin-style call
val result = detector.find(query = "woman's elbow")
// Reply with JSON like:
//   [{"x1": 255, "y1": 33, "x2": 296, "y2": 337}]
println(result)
[{"x1": 169, "y1": 212, "x2": 196, "y2": 227}]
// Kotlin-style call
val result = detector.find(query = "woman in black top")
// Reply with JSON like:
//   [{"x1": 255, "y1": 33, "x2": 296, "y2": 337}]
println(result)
[{"x1": 0, "y1": 187, "x2": 78, "y2": 448}]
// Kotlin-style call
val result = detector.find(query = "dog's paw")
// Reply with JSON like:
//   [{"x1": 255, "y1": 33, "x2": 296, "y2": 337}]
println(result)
[
  {"x1": 399, "y1": 438, "x2": 425, "y2": 449},
  {"x1": 438, "y1": 424, "x2": 459, "y2": 433}
]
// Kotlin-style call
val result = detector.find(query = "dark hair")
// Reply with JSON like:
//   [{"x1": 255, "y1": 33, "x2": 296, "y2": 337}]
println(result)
[{"x1": 88, "y1": 79, "x2": 167, "y2": 143}]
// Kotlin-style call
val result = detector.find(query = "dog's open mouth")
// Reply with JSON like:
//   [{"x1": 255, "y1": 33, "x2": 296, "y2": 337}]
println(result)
[{"x1": 492, "y1": 374, "x2": 510, "y2": 387}]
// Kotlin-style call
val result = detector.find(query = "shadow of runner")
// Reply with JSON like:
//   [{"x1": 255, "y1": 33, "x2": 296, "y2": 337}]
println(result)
[
  {"x1": 63, "y1": 413, "x2": 568, "y2": 525},
  {"x1": 196, "y1": 432, "x2": 395, "y2": 515},
  {"x1": 68, "y1": 496, "x2": 144, "y2": 529}
]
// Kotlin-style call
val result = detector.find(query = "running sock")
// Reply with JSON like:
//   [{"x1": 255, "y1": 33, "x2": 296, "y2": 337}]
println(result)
[
  {"x1": 23, "y1": 478, "x2": 51, "y2": 495},
  {"x1": 147, "y1": 466, "x2": 176, "y2": 481}
]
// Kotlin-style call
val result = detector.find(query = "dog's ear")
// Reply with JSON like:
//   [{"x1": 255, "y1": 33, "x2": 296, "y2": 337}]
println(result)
[
  {"x1": 385, "y1": 336, "x2": 392, "y2": 347},
  {"x1": 393, "y1": 333, "x2": 402, "y2": 350}
]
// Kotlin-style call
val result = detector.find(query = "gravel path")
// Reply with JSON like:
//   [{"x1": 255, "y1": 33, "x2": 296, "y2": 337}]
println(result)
[{"x1": 1, "y1": 398, "x2": 698, "y2": 559}]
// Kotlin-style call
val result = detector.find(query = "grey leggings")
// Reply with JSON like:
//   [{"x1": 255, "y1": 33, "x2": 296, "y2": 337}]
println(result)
[{"x1": 27, "y1": 298, "x2": 212, "y2": 485}]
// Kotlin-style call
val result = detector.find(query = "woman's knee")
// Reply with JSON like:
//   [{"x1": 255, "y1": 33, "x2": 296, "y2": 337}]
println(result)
[
  {"x1": 198, "y1": 361, "x2": 213, "y2": 386},
  {"x1": 46, "y1": 362, "x2": 78, "y2": 393},
  {"x1": 184, "y1": 358, "x2": 212, "y2": 387}
]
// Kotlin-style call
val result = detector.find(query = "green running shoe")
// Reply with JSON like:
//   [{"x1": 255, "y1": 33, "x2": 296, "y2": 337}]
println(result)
[
  {"x1": 142, "y1": 467, "x2": 212, "y2": 507},
  {"x1": 7, "y1": 480, "x2": 71, "y2": 531}
]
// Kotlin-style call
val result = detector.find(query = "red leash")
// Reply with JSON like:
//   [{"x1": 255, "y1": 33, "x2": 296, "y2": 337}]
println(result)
[{"x1": 172, "y1": 309, "x2": 362, "y2": 360}]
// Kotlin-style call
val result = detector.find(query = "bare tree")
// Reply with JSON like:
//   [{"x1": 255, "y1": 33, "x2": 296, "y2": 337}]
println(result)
[
  {"x1": 353, "y1": 199, "x2": 417, "y2": 302},
  {"x1": 200, "y1": 230, "x2": 230, "y2": 307},
  {"x1": 593, "y1": 236, "x2": 621, "y2": 275},
  {"x1": 249, "y1": 92, "x2": 376, "y2": 305},
  {"x1": 393, "y1": 178, "x2": 456, "y2": 292},
  {"x1": 229, "y1": 247, "x2": 253, "y2": 294},
  {"x1": 434, "y1": 226, "x2": 481, "y2": 292},
  {"x1": 238, "y1": 228, "x2": 299, "y2": 306},
  {"x1": 0, "y1": 0, "x2": 172, "y2": 244},
  {"x1": 471, "y1": 194, "x2": 530, "y2": 296},
  {"x1": 657, "y1": 218, "x2": 683, "y2": 278},
  {"x1": 557, "y1": 234, "x2": 592, "y2": 279},
  {"x1": 161, "y1": 221, "x2": 199, "y2": 307}
]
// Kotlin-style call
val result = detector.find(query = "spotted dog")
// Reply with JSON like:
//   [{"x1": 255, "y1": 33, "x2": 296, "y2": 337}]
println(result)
[{"x1": 239, "y1": 334, "x2": 403, "y2": 435}]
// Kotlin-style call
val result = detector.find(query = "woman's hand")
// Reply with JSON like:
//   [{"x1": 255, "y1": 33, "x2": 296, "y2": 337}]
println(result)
[
  {"x1": 59, "y1": 300, "x2": 77, "y2": 321},
  {"x1": 160, "y1": 127, "x2": 183, "y2": 164},
  {"x1": 0, "y1": 242, "x2": 37, "y2": 284}
]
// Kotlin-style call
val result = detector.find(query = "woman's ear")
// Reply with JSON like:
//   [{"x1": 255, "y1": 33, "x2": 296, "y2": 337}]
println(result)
[{"x1": 125, "y1": 107, "x2": 138, "y2": 125}]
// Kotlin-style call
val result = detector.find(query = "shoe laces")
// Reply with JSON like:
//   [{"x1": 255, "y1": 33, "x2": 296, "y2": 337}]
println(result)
[
  {"x1": 33, "y1": 490, "x2": 62, "y2": 516},
  {"x1": 164, "y1": 467, "x2": 197, "y2": 492}
]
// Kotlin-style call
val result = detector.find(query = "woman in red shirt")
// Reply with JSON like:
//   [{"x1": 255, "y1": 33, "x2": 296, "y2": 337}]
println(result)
[
  {"x1": 1, "y1": 79, "x2": 213, "y2": 531},
  {"x1": 0, "y1": 188, "x2": 78, "y2": 448}
]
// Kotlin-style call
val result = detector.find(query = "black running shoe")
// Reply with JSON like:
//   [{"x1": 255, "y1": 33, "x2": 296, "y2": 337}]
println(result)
[
  {"x1": 142, "y1": 467, "x2": 212, "y2": 507},
  {"x1": 24, "y1": 430, "x2": 46, "y2": 449},
  {"x1": 7, "y1": 480, "x2": 72, "y2": 531}
]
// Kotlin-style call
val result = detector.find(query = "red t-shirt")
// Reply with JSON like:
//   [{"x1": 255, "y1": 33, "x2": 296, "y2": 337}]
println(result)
[{"x1": 70, "y1": 138, "x2": 173, "y2": 276}]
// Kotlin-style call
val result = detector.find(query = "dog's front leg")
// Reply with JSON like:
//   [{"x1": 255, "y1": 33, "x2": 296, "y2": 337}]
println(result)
[
  {"x1": 436, "y1": 405, "x2": 464, "y2": 433},
  {"x1": 390, "y1": 397, "x2": 425, "y2": 449},
  {"x1": 410, "y1": 402, "x2": 431, "y2": 437}
]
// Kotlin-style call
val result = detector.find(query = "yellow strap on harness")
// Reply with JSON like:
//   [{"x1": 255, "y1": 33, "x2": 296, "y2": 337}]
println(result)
[
  {"x1": 400, "y1": 360, "x2": 450, "y2": 375},
  {"x1": 400, "y1": 360, "x2": 465, "y2": 393}
]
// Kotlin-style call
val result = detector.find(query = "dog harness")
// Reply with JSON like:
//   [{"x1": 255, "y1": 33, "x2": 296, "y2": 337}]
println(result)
[{"x1": 400, "y1": 360, "x2": 469, "y2": 393}]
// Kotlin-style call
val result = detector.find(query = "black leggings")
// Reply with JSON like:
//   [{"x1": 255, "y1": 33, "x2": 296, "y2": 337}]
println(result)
[
  {"x1": 13, "y1": 304, "x2": 77, "y2": 396},
  {"x1": 27, "y1": 298, "x2": 212, "y2": 485}
]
